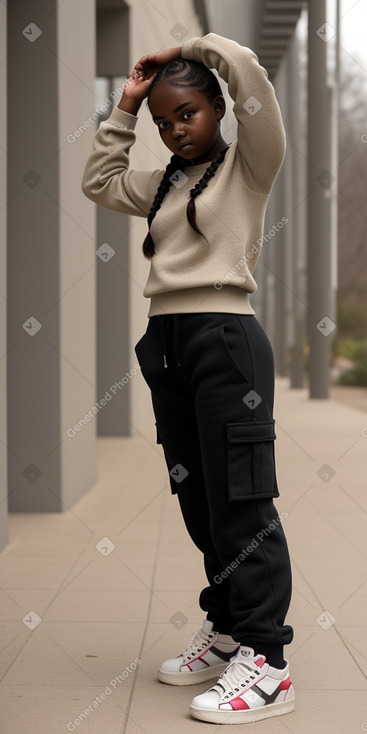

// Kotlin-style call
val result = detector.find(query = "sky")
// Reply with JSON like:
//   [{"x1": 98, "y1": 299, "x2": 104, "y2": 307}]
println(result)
[{"x1": 339, "y1": 0, "x2": 367, "y2": 68}]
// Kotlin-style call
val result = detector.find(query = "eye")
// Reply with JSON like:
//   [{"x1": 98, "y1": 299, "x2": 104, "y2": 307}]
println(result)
[
  {"x1": 158, "y1": 121, "x2": 169, "y2": 130},
  {"x1": 183, "y1": 111, "x2": 194, "y2": 120}
]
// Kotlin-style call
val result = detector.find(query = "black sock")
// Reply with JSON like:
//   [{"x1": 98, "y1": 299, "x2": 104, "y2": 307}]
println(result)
[{"x1": 240, "y1": 642, "x2": 287, "y2": 669}]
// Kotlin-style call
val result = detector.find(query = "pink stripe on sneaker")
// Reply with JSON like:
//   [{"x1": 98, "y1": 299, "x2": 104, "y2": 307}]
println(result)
[
  {"x1": 230, "y1": 697, "x2": 250, "y2": 710},
  {"x1": 279, "y1": 677, "x2": 292, "y2": 690}
]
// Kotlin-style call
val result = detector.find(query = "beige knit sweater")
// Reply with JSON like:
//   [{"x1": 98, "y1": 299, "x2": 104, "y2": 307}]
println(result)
[{"x1": 81, "y1": 33, "x2": 286, "y2": 317}]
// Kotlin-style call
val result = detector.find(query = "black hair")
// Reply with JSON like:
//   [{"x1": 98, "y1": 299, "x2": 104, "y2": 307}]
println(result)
[{"x1": 142, "y1": 59, "x2": 229, "y2": 259}]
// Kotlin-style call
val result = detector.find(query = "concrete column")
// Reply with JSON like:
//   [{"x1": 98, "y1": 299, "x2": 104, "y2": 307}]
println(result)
[
  {"x1": 287, "y1": 29, "x2": 307, "y2": 388},
  {"x1": 261, "y1": 181, "x2": 276, "y2": 347},
  {"x1": 329, "y1": 0, "x2": 340, "y2": 330},
  {"x1": 95, "y1": 4, "x2": 132, "y2": 436},
  {"x1": 263, "y1": 82, "x2": 288, "y2": 379},
  {"x1": 7, "y1": 0, "x2": 97, "y2": 511},
  {"x1": 96, "y1": 182, "x2": 132, "y2": 436},
  {"x1": 0, "y1": 0, "x2": 8, "y2": 548},
  {"x1": 260, "y1": 65, "x2": 289, "y2": 378},
  {"x1": 307, "y1": 0, "x2": 334, "y2": 397},
  {"x1": 273, "y1": 167, "x2": 288, "y2": 376}
]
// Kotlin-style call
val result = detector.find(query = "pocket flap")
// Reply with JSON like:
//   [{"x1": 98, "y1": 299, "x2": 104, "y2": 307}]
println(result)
[
  {"x1": 225, "y1": 419, "x2": 279, "y2": 501},
  {"x1": 226, "y1": 419, "x2": 276, "y2": 443}
]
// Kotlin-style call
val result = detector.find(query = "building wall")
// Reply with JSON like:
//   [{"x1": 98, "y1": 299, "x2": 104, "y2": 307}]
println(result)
[
  {"x1": 0, "y1": 0, "x2": 8, "y2": 548},
  {"x1": 207, "y1": 0, "x2": 262, "y2": 49},
  {"x1": 58, "y1": 0, "x2": 99, "y2": 507}
]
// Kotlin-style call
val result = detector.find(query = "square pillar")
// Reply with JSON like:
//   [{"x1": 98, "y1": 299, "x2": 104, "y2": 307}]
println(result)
[{"x1": 7, "y1": 0, "x2": 98, "y2": 511}]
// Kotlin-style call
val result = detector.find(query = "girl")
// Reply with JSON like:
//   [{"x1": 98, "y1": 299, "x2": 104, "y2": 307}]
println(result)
[{"x1": 82, "y1": 32, "x2": 295, "y2": 725}]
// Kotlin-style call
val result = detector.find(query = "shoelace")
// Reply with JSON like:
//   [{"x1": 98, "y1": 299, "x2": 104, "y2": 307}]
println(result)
[
  {"x1": 181, "y1": 627, "x2": 215, "y2": 664},
  {"x1": 214, "y1": 658, "x2": 262, "y2": 699}
]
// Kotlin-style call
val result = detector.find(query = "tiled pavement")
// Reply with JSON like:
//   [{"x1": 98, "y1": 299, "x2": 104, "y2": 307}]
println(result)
[{"x1": 0, "y1": 376, "x2": 366, "y2": 733}]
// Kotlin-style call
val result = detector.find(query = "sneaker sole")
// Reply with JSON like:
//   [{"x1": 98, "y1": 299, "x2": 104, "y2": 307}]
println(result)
[
  {"x1": 158, "y1": 662, "x2": 229, "y2": 686},
  {"x1": 190, "y1": 696, "x2": 295, "y2": 724}
]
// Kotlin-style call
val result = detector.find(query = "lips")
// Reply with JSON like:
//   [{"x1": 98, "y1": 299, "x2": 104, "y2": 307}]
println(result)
[{"x1": 179, "y1": 143, "x2": 192, "y2": 150}]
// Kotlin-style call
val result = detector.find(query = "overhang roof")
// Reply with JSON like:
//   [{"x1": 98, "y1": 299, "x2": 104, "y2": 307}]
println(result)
[{"x1": 256, "y1": 0, "x2": 305, "y2": 78}]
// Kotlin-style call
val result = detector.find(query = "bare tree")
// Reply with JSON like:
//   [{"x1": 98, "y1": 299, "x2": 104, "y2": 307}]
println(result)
[{"x1": 338, "y1": 49, "x2": 367, "y2": 307}]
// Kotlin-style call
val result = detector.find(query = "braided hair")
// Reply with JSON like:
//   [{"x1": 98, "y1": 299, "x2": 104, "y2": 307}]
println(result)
[{"x1": 142, "y1": 59, "x2": 229, "y2": 259}]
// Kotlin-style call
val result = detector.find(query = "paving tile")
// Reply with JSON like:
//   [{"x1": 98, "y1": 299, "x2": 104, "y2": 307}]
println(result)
[
  {"x1": 1, "y1": 621, "x2": 145, "y2": 688},
  {"x1": 0, "y1": 685, "x2": 131, "y2": 734},
  {"x1": 0, "y1": 555, "x2": 76, "y2": 589},
  {"x1": 337, "y1": 625, "x2": 367, "y2": 676},
  {"x1": 5, "y1": 514, "x2": 92, "y2": 557},
  {"x1": 44, "y1": 589, "x2": 150, "y2": 623},
  {"x1": 286, "y1": 624, "x2": 367, "y2": 689},
  {"x1": 0, "y1": 622, "x2": 29, "y2": 681}
]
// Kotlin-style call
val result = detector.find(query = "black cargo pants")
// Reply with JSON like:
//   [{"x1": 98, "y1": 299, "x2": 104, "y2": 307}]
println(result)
[{"x1": 134, "y1": 312, "x2": 293, "y2": 656}]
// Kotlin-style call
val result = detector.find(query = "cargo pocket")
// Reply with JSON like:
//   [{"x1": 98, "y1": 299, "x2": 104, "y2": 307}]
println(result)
[
  {"x1": 226, "y1": 419, "x2": 280, "y2": 501},
  {"x1": 217, "y1": 323, "x2": 251, "y2": 383}
]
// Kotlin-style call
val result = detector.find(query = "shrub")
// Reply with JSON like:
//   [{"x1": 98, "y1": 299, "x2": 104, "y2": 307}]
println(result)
[{"x1": 337, "y1": 343, "x2": 367, "y2": 386}]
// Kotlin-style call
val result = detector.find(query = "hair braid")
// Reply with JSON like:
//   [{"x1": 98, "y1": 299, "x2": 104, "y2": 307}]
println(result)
[
  {"x1": 142, "y1": 146, "x2": 229, "y2": 258},
  {"x1": 186, "y1": 146, "x2": 229, "y2": 239},
  {"x1": 142, "y1": 154, "x2": 186, "y2": 259}
]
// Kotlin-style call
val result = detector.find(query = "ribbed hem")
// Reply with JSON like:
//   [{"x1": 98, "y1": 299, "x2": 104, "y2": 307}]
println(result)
[
  {"x1": 181, "y1": 36, "x2": 200, "y2": 62},
  {"x1": 147, "y1": 286, "x2": 256, "y2": 317},
  {"x1": 107, "y1": 106, "x2": 138, "y2": 130}
]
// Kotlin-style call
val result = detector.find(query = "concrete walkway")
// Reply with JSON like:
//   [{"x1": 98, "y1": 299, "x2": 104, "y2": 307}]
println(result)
[{"x1": 0, "y1": 376, "x2": 366, "y2": 733}]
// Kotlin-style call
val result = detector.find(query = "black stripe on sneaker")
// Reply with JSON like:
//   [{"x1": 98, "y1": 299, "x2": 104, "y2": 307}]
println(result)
[
  {"x1": 210, "y1": 644, "x2": 240, "y2": 662},
  {"x1": 251, "y1": 683, "x2": 283, "y2": 705}
]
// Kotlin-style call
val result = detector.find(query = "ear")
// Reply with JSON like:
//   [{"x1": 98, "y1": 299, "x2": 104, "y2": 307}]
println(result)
[{"x1": 213, "y1": 95, "x2": 226, "y2": 122}]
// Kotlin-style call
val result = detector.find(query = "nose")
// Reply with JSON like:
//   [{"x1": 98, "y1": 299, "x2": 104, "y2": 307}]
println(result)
[{"x1": 171, "y1": 122, "x2": 185, "y2": 140}]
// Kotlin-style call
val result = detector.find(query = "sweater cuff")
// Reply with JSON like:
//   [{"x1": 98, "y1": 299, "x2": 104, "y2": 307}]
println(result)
[
  {"x1": 181, "y1": 36, "x2": 201, "y2": 62},
  {"x1": 105, "y1": 106, "x2": 138, "y2": 131}
]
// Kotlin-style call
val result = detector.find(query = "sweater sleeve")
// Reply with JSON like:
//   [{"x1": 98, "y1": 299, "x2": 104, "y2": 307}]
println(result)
[
  {"x1": 181, "y1": 33, "x2": 286, "y2": 195},
  {"x1": 81, "y1": 106, "x2": 165, "y2": 217}
]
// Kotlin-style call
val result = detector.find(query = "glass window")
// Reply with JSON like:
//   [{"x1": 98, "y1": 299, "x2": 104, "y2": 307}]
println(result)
[{"x1": 94, "y1": 76, "x2": 127, "y2": 128}]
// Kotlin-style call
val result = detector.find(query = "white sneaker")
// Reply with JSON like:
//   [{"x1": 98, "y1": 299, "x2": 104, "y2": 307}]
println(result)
[
  {"x1": 158, "y1": 619, "x2": 240, "y2": 686},
  {"x1": 190, "y1": 645, "x2": 295, "y2": 723}
]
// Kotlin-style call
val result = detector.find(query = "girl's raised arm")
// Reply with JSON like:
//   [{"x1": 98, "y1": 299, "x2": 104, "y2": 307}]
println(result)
[
  {"x1": 81, "y1": 47, "x2": 183, "y2": 214},
  {"x1": 181, "y1": 33, "x2": 286, "y2": 195}
]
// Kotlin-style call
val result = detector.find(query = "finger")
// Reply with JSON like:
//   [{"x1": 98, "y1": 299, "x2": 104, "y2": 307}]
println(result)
[
  {"x1": 146, "y1": 70, "x2": 158, "y2": 83},
  {"x1": 135, "y1": 55, "x2": 151, "y2": 69},
  {"x1": 129, "y1": 67, "x2": 142, "y2": 81}
]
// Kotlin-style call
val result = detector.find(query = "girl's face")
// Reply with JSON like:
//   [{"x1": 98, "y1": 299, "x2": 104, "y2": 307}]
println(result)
[{"x1": 148, "y1": 82, "x2": 226, "y2": 163}]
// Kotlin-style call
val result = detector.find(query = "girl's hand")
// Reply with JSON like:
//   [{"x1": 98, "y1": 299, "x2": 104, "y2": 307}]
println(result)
[
  {"x1": 123, "y1": 66, "x2": 158, "y2": 103},
  {"x1": 135, "y1": 46, "x2": 182, "y2": 77},
  {"x1": 118, "y1": 46, "x2": 181, "y2": 114}
]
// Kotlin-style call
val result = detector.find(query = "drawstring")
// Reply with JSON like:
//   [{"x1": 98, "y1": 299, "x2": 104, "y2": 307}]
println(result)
[
  {"x1": 158, "y1": 315, "x2": 168, "y2": 367},
  {"x1": 157, "y1": 314, "x2": 181, "y2": 368}
]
